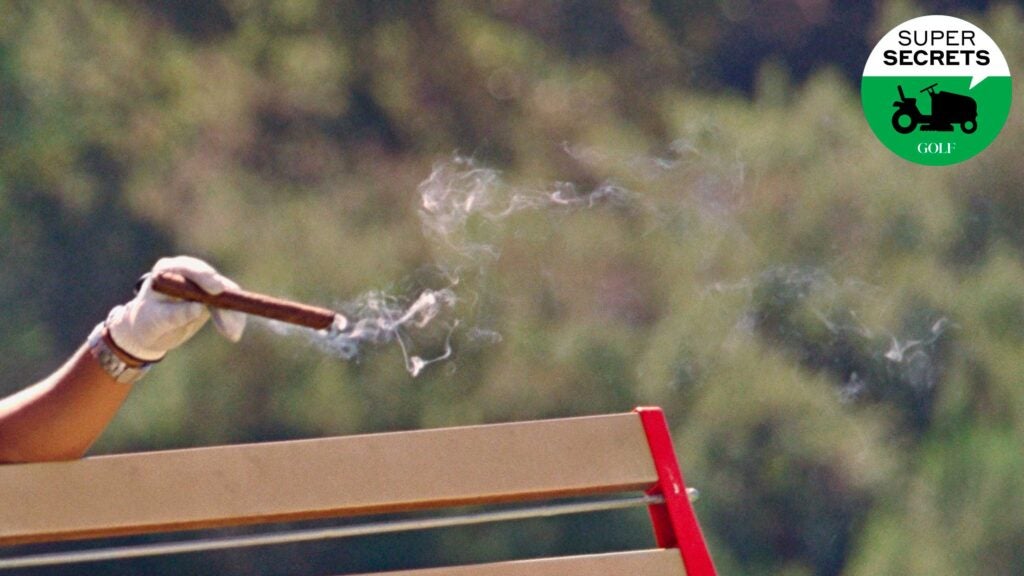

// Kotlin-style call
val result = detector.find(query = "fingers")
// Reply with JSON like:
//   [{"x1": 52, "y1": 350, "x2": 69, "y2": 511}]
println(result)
[
  {"x1": 141, "y1": 300, "x2": 212, "y2": 355},
  {"x1": 152, "y1": 256, "x2": 237, "y2": 295},
  {"x1": 156, "y1": 300, "x2": 209, "y2": 329},
  {"x1": 149, "y1": 256, "x2": 247, "y2": 344}
]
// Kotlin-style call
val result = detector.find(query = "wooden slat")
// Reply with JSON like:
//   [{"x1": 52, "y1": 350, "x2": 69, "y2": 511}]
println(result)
[
  {"x1": 353, "y1": 549, "x2": 686, "y2": 576},
  {"x1": 0, "y1": 413, "x2": 657, "y2": 545}
]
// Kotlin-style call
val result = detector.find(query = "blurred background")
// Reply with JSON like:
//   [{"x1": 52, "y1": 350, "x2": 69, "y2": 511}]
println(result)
[{"x1": 1, "y1": 0, "x2": 1022, "y2": 574}]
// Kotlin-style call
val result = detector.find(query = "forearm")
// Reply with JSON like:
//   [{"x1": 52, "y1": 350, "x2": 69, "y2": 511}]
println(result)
[
  {"x1": 0, "y1": 256, "x2": 244, "y2": 464},
  {"x1": 0, "y1": 344, "x2": 132, "y2": 463}
]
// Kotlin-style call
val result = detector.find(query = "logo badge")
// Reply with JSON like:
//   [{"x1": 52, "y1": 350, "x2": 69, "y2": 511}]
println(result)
[{"x1": 862, "y1": 15, "x2": 1011, "y2": 166}]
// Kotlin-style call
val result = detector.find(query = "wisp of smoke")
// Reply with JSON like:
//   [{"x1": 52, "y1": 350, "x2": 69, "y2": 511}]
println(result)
[
  {"x1": 709, "y1": 265, "x2": 954, "y2": 400},
  {"x1": 417, "y1": 156, "x2": 644, "y2": 263}
]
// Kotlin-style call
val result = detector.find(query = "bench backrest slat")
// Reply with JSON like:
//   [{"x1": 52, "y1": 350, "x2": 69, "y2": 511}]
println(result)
[
  {"x1": 0, "y1": 413, "x2": 657, "y2": 545},
  {"x1": 354, "y1": 549, "x2": 687, "y2": 576}
]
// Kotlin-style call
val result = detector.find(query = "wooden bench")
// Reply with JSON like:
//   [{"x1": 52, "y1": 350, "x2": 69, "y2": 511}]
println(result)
[{"x1": 0, "y1": 407, "x2": 717, "y2": 575}]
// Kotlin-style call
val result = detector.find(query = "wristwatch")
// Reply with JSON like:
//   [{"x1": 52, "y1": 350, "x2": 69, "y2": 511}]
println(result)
[{"x1": 87, "y1": 322, "x2": 153, "y2": 384}]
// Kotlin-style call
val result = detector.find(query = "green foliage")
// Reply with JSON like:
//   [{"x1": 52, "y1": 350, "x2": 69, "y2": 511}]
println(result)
[{"x1": 1, "y1": 1, "x2": 1023, "y2": 574}]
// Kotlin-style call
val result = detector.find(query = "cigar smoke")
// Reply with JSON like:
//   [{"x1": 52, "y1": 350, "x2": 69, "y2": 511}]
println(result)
[
  {"x1": 266, "y1": 144, "x2": 945, "y2": 391},
  {"x1": 332, "y1": 289, "x2": 459, "y2": 377},
  {"x1": 262, "y1": 287, "x2": 458, "y2": 378}
]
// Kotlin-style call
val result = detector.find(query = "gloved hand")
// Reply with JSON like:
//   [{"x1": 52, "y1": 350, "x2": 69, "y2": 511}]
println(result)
[{"x1": 106, "y1": 256, "x2": 247, "y2": 362}]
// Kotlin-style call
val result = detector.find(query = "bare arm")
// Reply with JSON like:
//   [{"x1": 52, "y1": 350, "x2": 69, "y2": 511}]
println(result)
[
  {"x1": 0, "y1": 256, "x2": 246, "y2": 464},
  {"x1": 0, "y1": 344, "x2": 132, "y2": 463}
]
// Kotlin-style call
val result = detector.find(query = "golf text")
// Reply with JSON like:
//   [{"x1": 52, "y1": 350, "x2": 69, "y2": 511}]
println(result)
[{"x1": 917, "y1": 142, "x2": 955, "y2": 154}]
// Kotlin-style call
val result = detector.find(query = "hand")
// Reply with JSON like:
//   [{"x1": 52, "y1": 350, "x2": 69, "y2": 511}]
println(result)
[{"x1": 106, "y1": 256, "x2": 247, "y2": 362}]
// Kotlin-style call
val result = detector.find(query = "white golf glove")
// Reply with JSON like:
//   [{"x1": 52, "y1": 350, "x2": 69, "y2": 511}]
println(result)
[{"x1": 106, "y1": 256, "x2": 247, "y2": 362}]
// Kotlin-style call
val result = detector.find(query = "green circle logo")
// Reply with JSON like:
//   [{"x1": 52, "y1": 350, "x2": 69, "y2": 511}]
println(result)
[{"x1": 862, "y1": 15, "x2": 1012, "y2": 166}]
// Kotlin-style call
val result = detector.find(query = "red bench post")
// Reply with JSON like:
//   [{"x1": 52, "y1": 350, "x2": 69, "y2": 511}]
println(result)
[{"x1": 636, "y1": 407, "x2": 718, "y2": 576}]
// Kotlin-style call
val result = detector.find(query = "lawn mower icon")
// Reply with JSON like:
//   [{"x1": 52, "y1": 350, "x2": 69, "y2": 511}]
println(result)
[{"x1": 892, "y1": 83, "x2": 978, "y2": 134}]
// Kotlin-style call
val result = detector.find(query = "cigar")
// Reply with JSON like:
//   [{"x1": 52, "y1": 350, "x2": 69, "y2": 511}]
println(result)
[{"x1": 150, "y1": 272, "x2": 348, "y2": 332}]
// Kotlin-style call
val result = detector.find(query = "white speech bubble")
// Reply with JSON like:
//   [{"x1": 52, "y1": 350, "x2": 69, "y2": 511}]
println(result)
[{"x1": 863, "y1": 15, "x2": 1009, "y2": 89}]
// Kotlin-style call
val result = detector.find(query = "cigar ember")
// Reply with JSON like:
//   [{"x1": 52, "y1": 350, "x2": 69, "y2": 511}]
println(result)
[{"x1": 331, "y1": 313, "x2": 349, "y2": 333}]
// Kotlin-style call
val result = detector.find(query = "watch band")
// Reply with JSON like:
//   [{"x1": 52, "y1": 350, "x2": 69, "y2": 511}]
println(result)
[{"x1": 87, "y1": 323, "x2": 153, "y2": 384}]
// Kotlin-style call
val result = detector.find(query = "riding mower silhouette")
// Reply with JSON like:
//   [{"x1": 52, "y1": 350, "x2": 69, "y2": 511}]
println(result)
[{"x1": 892, "y1": 83, "x2": 977, "y2": 134}]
